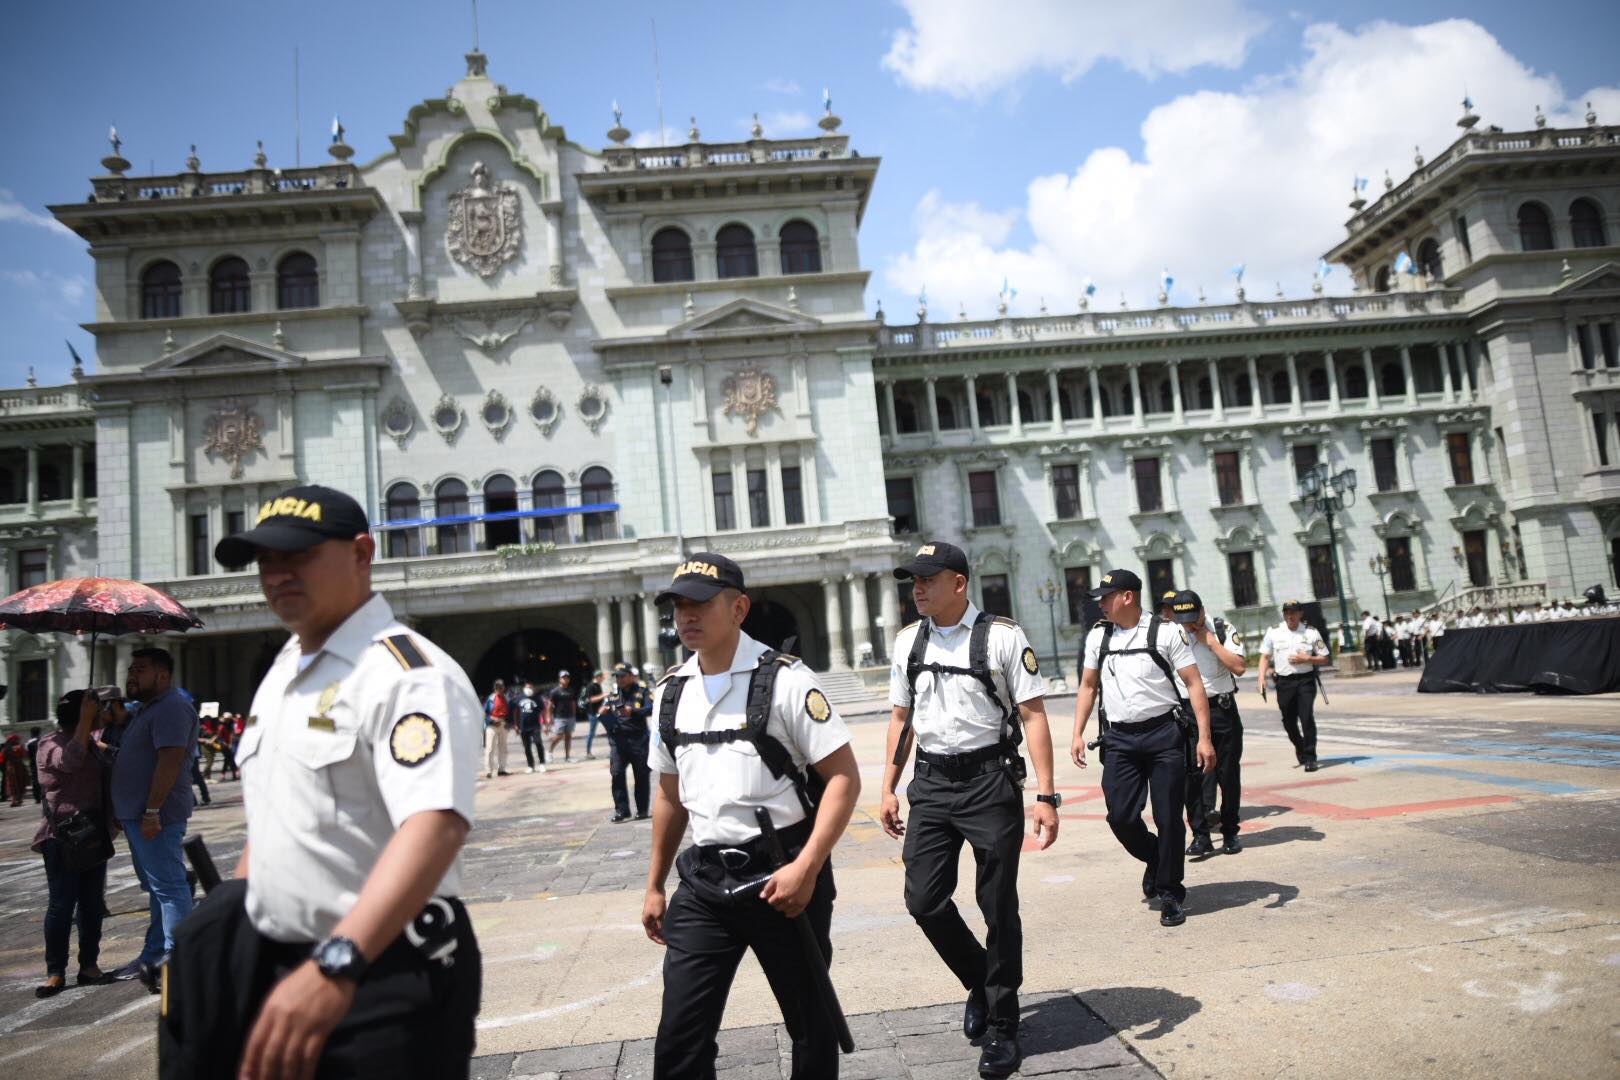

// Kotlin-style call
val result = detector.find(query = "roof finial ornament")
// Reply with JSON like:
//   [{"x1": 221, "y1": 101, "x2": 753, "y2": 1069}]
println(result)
[
  {"x1": 1383, "y1": 168, "x2": 1393, "y2": 191},
  {"x1": 1197, "y1": 285, "x2": 1207, "y2": 304},
  {"x1": 101, "y1": 124, "x2": 130, "y2": 175},
  {"x1": 688, "y1": 116, "x2": 700, "y2": 142},
  {"x1": 819, "y1": 86, "x2": 842, "y2": 133},
  {"x1": 186, "y1": 144, "x2": 200, "y2": 172},
  {"x1": 750, "y1": 112, "x2": 763, "y2": 139},
  {"x1": 874, "y1": 298, "x2": 885, "y2": 323},
  {"x1": 254, "y1": 140, "x2": 267, "y2": 168},
  {"x1": 958, "y1": 301, "x2": 968, "y2": 320},
  {"x1": 26, "y1": 366, "x2": 36, "y2": 388},
  {"x1": 1413, "y1": 144, "x2": 1424, "y2": 168},
  {"x1": 273, "y1": 320, "x2": 286, "y2": 349},
  {"x1": 328, "y1": 116, "x2": 353, "y2": 162},
  {"x1": 1534, "y1": 104, "x2": 1546, "y2": 129},
  {"x1": 683, "y1": 292, "x2": 695, "y2": 319},
  {"x1": 786, "y1": 285, "x2": 799, "y2": 312},
  {"x1": 1587, "y1": 101, "x2": 1599, "y2": 127},
  {"x1": 917, "y1": 285, "x2": 928, "y2": 322},
  {"x1": 1349, "y1": 175, "x2": 1368, "y2": 212},
  {"x1": 162, "y1": 329, "x2": 176, "y2": 358},
  {"x1": 608, "y1": 101, "x2": 629, "y2": 144},
  {"x1": 1457, "y1": 94, "x2": 1478, "y2": 130},
  {"x1": 1039, "y1": 297, "x2": 1048, "y2": 315},
  {"x1": 1275, "y1": 282, "x2": 1284, "y2": 300}
]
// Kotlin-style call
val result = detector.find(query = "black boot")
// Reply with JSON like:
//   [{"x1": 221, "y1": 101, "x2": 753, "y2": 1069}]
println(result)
[{"x1": 1186, "y1": 833, "x2": 1214, "y2": 857}]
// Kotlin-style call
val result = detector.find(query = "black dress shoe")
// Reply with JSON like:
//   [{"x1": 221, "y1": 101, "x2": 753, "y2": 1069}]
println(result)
[
  {"x1": 1160, "y1": 897, "x2": 1186, "y2": 926},
  {"x1": 610, "y1": 812, "x2": 631, "y2": 823},
  {"x1": 634, "y1": 812, "x2": 650, "y2": 820},
  {"x1": 1222, "y1": 834, "x2": 1243, "y2": 854},
  {"x1": 963, "y1": 989, "x2": 988, "y2": 1040},
  {"x1": 34, "y1": 980, "x2": 65, "y2": 999},
  {"x1": 978, "y1": 1035, "x2": 1021, "y2": 1078},
  {"x1": 1142, "y1": 866, "x2": 1157, "y2": 900},
  {"x1": 1186, "y1": 833, "x2": 1214, "y2": 857},
  {"x1": 1304, "y1": 760, "x2": 1320, "y2": 772}
]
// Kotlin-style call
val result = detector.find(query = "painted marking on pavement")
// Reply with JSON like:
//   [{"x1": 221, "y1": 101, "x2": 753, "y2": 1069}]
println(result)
[{"x1": 1387, "y1": 764, "x2": 1589, "y2": 795}]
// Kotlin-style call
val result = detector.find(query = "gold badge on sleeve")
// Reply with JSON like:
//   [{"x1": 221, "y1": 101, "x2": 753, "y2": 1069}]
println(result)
[
  {"x1": 390, "y1": 713, "x2": 441, "y2": 767},
  {"x1": 805, "y1": 688, "x2": 832, "y2": 723},
  {"x1": 1021, "y1": 647, "x2": 1039, "y2": 675}
]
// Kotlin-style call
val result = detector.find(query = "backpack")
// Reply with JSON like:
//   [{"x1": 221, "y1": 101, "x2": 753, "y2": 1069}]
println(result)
[
  {"x1": 657, "y1": 650, "x2": 824, "y2": 816},
  {"x1": 892, "y1": 611, "x2": 1023, "y2": 767}
]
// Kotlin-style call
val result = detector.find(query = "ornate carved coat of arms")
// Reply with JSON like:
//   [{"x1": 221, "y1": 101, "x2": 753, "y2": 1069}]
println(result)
[
  {"x1": 721, "y1": 367, "x2": 780, "y2": 437},
  {"x1": 447, "y1": 161, "x2": 521, "y2": 278},
  {"x1": 204, "y1": 399, "x2": 265, "y2": 479}
]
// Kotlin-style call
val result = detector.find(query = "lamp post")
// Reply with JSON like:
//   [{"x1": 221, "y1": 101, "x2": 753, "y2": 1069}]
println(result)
[
  {"x1": 1035, "y1": 578, "x2": 1068, "y2": 691},
  {"x1": 1299, "y1": 460, "x2": 1358, "y2": 650},
  {"x1": 1368, "y1": 554, "x2": 1391, "y2": 622}
]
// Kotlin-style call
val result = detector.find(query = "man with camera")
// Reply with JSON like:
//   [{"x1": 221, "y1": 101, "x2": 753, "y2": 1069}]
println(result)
[{"x1": 606, "y1": 662, "x2": 652, "y2": 822}]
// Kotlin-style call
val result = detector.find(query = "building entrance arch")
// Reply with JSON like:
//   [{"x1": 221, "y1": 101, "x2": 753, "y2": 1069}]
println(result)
[
  {"x1": 474, "y1": 627, "x2": 591, "y2": 696},
  {"x1": 742, "y1": 596, "x2": 801, "y2": 655}
]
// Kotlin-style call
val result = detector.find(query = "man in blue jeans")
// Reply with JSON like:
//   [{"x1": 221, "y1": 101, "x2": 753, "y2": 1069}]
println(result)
[{"x1": 108, "y1": 647, "x2": 196, "y2": 989}]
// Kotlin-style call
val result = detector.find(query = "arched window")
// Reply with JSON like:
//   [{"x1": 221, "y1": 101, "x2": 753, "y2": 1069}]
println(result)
[
  {"x1": 140, "y1": 260, "x2": 182, "y2": 319},
  {"x1": 1196, "y1": 377, "x2": 1213, "y2": 410},
  {"x1": 434, "y1": 479, "x2": 470, "y2": 555},
  {"x1": 276, "y1": 251, "x2": 319, "y2": 309},
  {"x1": 1517, "y1": 202, "x2": 1554, "y2": 251},
  {"x1": 1231, "y1": 373, "x2": 1253, "y2": 407},
  {"x1": 779, "y1": 220, "x2": 822, "y2": 274},
  {"x1": 715, "y1": 224, "x2": 758, "y2": 279},
  {"x1": 483, "y1": 474, "x2": 519, "y2": 549},
  {"x1": 1416, "y1": 237, "x2": 1443, "y2": 280},
  {"x1": 1344, "y1": 365, "x2": 1367, "y2": 399},
  {"x1": 531, "y1": 470, "x2": 568, "y2": 545},
  {"x1": 384, "y1": 482, "x2": 420, "y2": 559},
  {"x1": 1306, "y1": 367, "x2": 1330, "y2": 402},
  {"x1": 580, "y1": 466, "x2": 617, "y2": 541},
  {"x1": 1571, "y1": 198, "x2": 1607, "y2": 248},
  {"x1": 894, "y1": 397, "x2": 919, "y2": 434},
  {"x1": 936, "y1": 397, "x2": 958, "y2": 429},
  {"x1": 1098, "y1": 384, "x2": 1117, "y2": 417},
  {"x1": 1374, "y1": 265, "x2": 1391, "y2": 293},
  {"x1": 1380, "y1": 362, "x2": 1406, "y2": 398},
  {"x1": 651, "y1": 227, "x2": 695, "y2": 283},
  {"x1": 1017, "y1": 389, "x2": 1038, "y2": 422},
  {"x1": 209, "y1": 256, "x2": 251, "y2": 314},
  {"x1": 1269, "y1": 370, "x2": 1291, "y2": 405},
  {"x1": 1154, "y1": 380, "x2": 1173, "y2": 414}
]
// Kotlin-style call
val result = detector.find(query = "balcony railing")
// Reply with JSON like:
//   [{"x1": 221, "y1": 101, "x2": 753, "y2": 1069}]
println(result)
[
  {"x1": 89, "y1": 163, "x2": 362, "y2": 204},
  {"x1": 598, "y1": 134, "x2": 851, "y2": 173}
]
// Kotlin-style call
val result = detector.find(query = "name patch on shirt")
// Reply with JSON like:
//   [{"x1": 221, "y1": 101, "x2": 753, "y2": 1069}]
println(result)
[
  {"x1": 805, "y1": 688, "x2": 832, "y2": 723},
  {"x1": 1021, "y1": 647, "x2": 1039, "y2": 675},
  {"x1": 307, "y1": 715, "x2": 336, "y2": 732},
  {"x1": 390, "y1": 713, "x2": 441, "y2": 767}
]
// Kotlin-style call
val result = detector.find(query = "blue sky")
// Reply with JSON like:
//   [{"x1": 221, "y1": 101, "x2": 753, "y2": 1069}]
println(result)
[{"x1": 2, "y1": 0, "x2": 1617, "y2": 388}]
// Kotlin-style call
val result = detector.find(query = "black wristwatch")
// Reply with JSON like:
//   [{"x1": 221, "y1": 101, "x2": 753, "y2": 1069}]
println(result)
[
  {"x1": 311, "y1": 936, "x2": 367, "y2": 983},
  {"x1": 1035, "y1": 793, "x2": 1063, "y2": 809}
]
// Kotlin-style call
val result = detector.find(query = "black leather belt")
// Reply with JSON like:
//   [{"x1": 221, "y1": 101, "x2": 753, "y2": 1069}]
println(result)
[
  {"x1": 1212, "y1": 692, "x2": 1238, "y2": 710},
  {"x1": 916, "y1": 742, "x2": 1007, "y2": 778},
  {"x1": 695, "y1": 818, "x2": 812, "y2": 872},
  {"x1": 1109, "y1": 709, "x2": 1179, "y2": 733},
  {"x1": 1275, "y1": 673, "x2": 1313, "y2": 681}
]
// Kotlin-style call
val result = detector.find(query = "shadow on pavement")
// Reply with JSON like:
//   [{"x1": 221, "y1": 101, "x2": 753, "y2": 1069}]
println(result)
[
  {"x1": 1193, "y1": 878, "x2": 1300, "y2": 913},
  {"x1": 1240, "y1": 824, "x2": 1325, "y2": 847},
  {"x1": 1238, "y1": 804, "x2": 1292, "y2": 821},
  {"x1": 1313, "y1": 755, "x2": 1371, "y2": 768},
  {"x1": 1080, "y1": 985, "x2": 1202, "y2": 1040}
]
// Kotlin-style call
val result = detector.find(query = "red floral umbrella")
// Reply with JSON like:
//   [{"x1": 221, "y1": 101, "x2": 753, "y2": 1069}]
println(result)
[{"x1": 0, "y1": 577, "x2": 204, "y2": 686}]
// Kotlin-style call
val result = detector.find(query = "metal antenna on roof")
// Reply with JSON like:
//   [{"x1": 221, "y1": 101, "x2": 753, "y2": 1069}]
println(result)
[
  {"x1": 293, "y1": 46, "x2": 302, "y2": 167},
  {"x1": 652, "y1": 19, "x2": 667, "y2": 149},
  {"x1": 471, "y1": 0, "x2": 480, "y2": 52}
]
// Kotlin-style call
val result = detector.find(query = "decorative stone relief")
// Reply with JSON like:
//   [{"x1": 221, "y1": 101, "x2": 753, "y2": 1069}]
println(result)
[
  {"x1": 529, "y1": 386, "x2": 562, "y2": 436},
  {"x1": 577, "y1": 384, "x2": 609, "y2": 433},
  {"x1": 480, "y1": 389, "x2": 513, "y2": 440},
  {"x1": 447, "y1": 161, "x2": 521, "y2": 278},
  {"x1": 430, "y1": 393, "x2": 465, "y2": 444},
  {"x1": 381, "y1": 397, "x2": 415, "y2": 449},
  {"x1": 721, "y1": 366, "x2": 780, "y2": 437},
  {"x1": 452, "y1": 309, "x2": 534, "y2": 355},
  {"x1": 203, "y1": 398, "x2": 265, "y2": 479}
]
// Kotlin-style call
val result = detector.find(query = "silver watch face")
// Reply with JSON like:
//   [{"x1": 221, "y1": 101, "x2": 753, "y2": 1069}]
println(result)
[{"x1": 316, "y1": 938, "x2": 359, "y2": 974}]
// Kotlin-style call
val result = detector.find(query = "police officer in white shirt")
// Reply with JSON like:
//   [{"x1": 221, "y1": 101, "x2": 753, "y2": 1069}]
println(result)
[
  {"x1": 1257, "y1": 601, "x2": 1330, "y2": 772},
  {"x1": 1071, "y1": 569, "x2": 1216, "y2": 929},
  {"x1": 1169, "y1": 591, "x2": 1246, "y2": 857},
  {"x1": 643, "y1": 552, "x2": 860, "y2": 1079},
  {"x1": 879, "y1": 541, "x2": 1057, "y2": 1079},
  {"x1": 160, "y1": 485, "x2": 483, "y2": 1080}
]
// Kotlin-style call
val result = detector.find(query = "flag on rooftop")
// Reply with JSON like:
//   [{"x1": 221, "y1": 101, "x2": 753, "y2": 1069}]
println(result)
[
  {"x1": 1083, "y1": 277, "x2": 1097, "y2": 297},
  {"x1": 1393, "y1": 251, "x2": 1415, "y2": 274},
  {"x1": 1316, "y1": 257, "x2": 1333, "y2": 279},
  {"x1": 1229, "y1": 262, "x2": 1246, "y2": 282}
]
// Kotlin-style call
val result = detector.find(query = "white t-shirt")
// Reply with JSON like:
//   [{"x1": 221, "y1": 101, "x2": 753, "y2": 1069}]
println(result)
[
  {"x1": 1082, "y1": 615, "x2": 1195, "y2": 724},
  {"x1": 889, "y1": 603, "x2": 1046, "y2": 754}
]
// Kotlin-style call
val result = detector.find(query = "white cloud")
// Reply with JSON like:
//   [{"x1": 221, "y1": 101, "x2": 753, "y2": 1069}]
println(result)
[
  {"x1": 738, "y1": 110, "x2": 815, "y2": 138},
  {"x1": 0, "y1": 188, "x2": 75, "y2": 238},
  {"x1": 1, "y1": 269, "x2": 90, "y2": 311},
  {"x1": 630, "y1": 125, "x2": 686, "y2": 149},
  {"x1": 883, "y1": 0, "x2": 1267, "y2": 98},
  {"x1": 884, "y1": 19, "x2": 1620, "y2": 316},
  {"x1": 763, "y1": 78, "x2": 802, "y2": 96}
]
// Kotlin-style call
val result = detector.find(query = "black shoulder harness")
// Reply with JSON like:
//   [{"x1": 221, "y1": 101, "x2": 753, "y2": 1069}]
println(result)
[
  {"x1": 657, "y1": 651, "x2": 823, "y2": 816},
  {"x1": 1093, "y1": 614, "x2": 1184, "y2": 713},
  {"x1": 892, "y1": 611, "x2": 1022, "y2": 767}
]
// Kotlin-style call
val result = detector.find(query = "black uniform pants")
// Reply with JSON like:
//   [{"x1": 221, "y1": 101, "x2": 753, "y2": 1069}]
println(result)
[
  {"x1": 159, "y1": 880, "x2": 482, "y2": 1079},
  {"x1": 1275, "y1": 675, "x2": 1318, "y2": 764},
  {"x1": 902, "y1": 762, "x2": 1025, "y2": 1037},
  {"x1": 655, "y1": 843, "x2": 837, "y2": 1079},
  {"x1": 610, "y1": 729, "x2": 651, "y2": 817},
  {"x1": 1185, "y1": 701, "x2": 1243, "y2": 839},
  {"x1": 519, "y1": 725, "x2": 546, "y2": 768},
  {"x1": 1101, "y1": 716, "x2": 1189, "y2": 903}
]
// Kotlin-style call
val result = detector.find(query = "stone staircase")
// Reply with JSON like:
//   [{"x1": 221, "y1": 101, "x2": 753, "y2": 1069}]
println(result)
[{"x1": 816, "y1": 668, "x2": 875, "y2": 705}]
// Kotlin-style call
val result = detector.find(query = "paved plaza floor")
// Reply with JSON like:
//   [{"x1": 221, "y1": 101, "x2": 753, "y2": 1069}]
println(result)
[{"x1": 0, "y1": 668, "x2": 1617, "y2": 1078}]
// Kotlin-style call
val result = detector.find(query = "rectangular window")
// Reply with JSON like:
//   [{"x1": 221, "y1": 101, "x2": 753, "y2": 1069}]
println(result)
[
  {"x1": 781, "y1": 466, "x2": 804, "y2": 525},
  {"x1": 1447, "y1": 432, "x2": 1475, "y2": 485},
  {"x1": 81, "y1": 453, "x2": 97, "y2": 499},
  {"x1": 225, "y1": 510, "x2": 245, "y2": 538},
  {"x1": 1147, "y1": 558, "x2": 1176, "y2": 601},
  {"x1": 189, "y1": 514, "x2": 210, "y2": 575},
  {"x1": 1601, "y1": 323, "x2": 1619, "y2": 368},
  {"x1": 1227, "y1": 551, "x2": 1258, "y2": 609},
  {"x1": 885, "y1": 477, "x2": 917, "y2": 534},
  {"x1": 1386, "y1": 537, "x2": 1416, "y2": 593},
  {"x1": 1594, "y1": 411, "x2": 1612, "y2": 468},
  {"x1": 1308, "y1": 543, "x2": 1337, "y2": 599},
  {"x1": 18, "y1": 659, "x2": 48, "y2": 724},
  {"x1": 1051, "y1": 463, "x2": 1082, "y2": 519},
  {"x1": 712, "y1": 472, "x2": 735, "y2": 531},
  {"x1": 1463, "y1": 529, "x2": 1489, "y2": 587},
  {"x1": 1213, "y1": 450, "x2": 1244, "y2": 506},
  {"x1": 968, "y1": 470, "x2": 1000, "y2": 527},
  {"x1": 1371, "y1": 438, "x2": 1399, "y2": 492},
  {"x1": 747, "y1": 468, "x2": 769, "y2": 528},
  {"x1": 1132, "y1": 457, "x2": 1162, "y2": 513},
  {"x1": 1063, "y1": 566, "x2": 1093, "y2": 625},
  {"x1": 1292, "y1": 443, "x2": 1319, "y2": 485},
  {"x1": 17, "y1": 548, "x2": 48, "y2": 589},
  {"x1": 1576, "y1": 324, "x2": 1595, "y2": 370},
  {"x1": 980, "y1": 573, "x2": 1013, "y2": 618}
]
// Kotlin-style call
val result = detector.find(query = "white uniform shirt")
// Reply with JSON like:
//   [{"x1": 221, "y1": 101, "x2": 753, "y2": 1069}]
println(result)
[
  {"x1": 1180, "y1": 618, "x2": 1240, "y2": 696},
  {"x1": 1362, "y1": 615, "x2": 1382, "y2": 639},
  {"x1": 1081, "y1": 615, "x2": 1195, "y2": 724},
  {"x1": 650, "y1": 632, "x2": 849, "y2": 846},
  {"x1": 238, "y1": 594, "x2": 482, "y2": 942},
  {"x1": 889, "y1": 603, "x2": 1046, "y2": 754},
  {"x1": 1259, "y1": 621, "x2": 1328, "y2": 676},
  {"x1": 1394, "y1": 621, "x2": 1410, "y2": 641}
]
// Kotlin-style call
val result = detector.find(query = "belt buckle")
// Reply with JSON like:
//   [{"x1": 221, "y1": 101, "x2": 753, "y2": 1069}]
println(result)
[{"x1": 717, "y1": 848, "x2": 752, "y2": 870}]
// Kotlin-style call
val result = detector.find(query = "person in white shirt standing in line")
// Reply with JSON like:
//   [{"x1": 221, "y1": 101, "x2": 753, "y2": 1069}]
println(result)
[{"x1": 1257, "y1": 601, "x2": 1330, "y2": 772}]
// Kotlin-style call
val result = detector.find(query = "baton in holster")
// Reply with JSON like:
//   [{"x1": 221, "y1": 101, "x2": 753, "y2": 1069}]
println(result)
[
  {"x1": 753, "y1": 807, "x2": 854, "y2": 1054},
  {"x1": 181, "y1": 836, "x2": 222, "y2": 895}
]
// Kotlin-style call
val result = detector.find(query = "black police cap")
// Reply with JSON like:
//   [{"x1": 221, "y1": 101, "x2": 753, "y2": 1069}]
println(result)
[
  {"x1": 894, "y1": 540, "x2": 970, "y2": 580},
  {"x1": 655, "y1": 552, "x2": 745, "y2": 605},
  {"x1": 214, "y1": 484, "x2": 370, "y2": 570},
  {"x1": 1088, "y1": 568, "x2": 1142, "y2": 599},
  {"x1": 1169, "y1": 590, "x2": 1205, "y2": 624}
]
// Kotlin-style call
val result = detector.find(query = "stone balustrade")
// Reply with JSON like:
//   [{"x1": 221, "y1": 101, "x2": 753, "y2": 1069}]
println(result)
[
  {"x1": 89, "y1": 163, "x2": 362, "y2": 203},
  {"x1": 599, "y1": 134, "x2": 850, "y2": 173}
]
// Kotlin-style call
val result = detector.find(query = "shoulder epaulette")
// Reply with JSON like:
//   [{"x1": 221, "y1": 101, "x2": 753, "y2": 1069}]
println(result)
[
  {"x1": 771, "y1": 652, "x2": 800, "y2": 666},
  {"x1": 655, "y1": 670, "x2": 677, "y2": 687},
  {"x1": 993, "y1": 616, "x2": 1018, "y2": 628},
  {"x1": 901, "y1": 619, "x2": 921, "y2": 634},
  {"x1": 1093, "y1": 617, "x2": 1112, "y2": 629},
  {"x1": 379, "y1": 634, "x2": 431, "y2": 670}
]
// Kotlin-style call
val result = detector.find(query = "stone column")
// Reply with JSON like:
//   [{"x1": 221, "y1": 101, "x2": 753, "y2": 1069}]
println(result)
[
  {"x1": 822, "y1": 577, "x2": 848, "y2": 669},
  {"x1": 1286, "y1": 353, "x2": 1302, "y2": 413},
  {"x1": 1363, "y1": 347, "x2": 1380, "y2": 409},
  {"x1": 925, "y1": 377, "x2": 940, "y2": 436},
  {"x1": 1246, "y1": 355, "x2": 1262, "y2": 417},
  {"x1": 1088, "y1": 367, "x2": 1103, "y2": 426},
  {"x1": 1208, "y1": 359, "x2": 1225, "y2": 421},
  {"x1": 71, "y1": 442, "x2": 85, "y2": 511},
  {"x1": 594, "y1": 597, "x2": 615, "y2": 670},
  {"x1": 1128, "y1": 363, "x2": 1144, "y2": 427},
  {"x1": 846, "y1": 572, "x2": 873, "y2": 667},
  {"x1": 25, "y1": 444, "x2": 39, "y2": 516},
  {"x1": 1168, "y1": 360, "x2": 1184, "y2": 423},
  {"x1": 1457, "y1": 340, "x2": 1474, "y2": 399},
  {"x1": 882, "y1": 380, "x2": 899, "y2": 437},
  {"x1": 1400, "y1": 346, "x2": 1416, "y2": 405},
  {"x1": 618, "y1": 595, "x2": 637, "y2": 669},
  {"x1": 640, "y1": 593, "x2": 662, "y2": 677},
  {"x1": 543, "y1": 204, "x2": 564, "y2": 286},
  {"x1": 1007, "y1": 372, "x2": 1023, "y2": 436},
  {"x1": 879, "y1": 574, "x2": 902, "y2": 663},
  {"x1": 1438, "y1": 343, "x2": 1456, "y2": 401},
  {"x1": 965, "y1": 375, "x2": 980, "y2": 430},
  {"x1": 1325, "y1": 351, "x2": 1340, "y2": 409},
  {"x1": 1047, "y1": 369, "x2": 1062, "y2": 425}
]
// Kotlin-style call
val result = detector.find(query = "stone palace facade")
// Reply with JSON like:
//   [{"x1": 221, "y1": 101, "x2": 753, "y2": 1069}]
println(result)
[{"x1": 0, "y1": 56, "x2": 1615, "y2": 724}]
